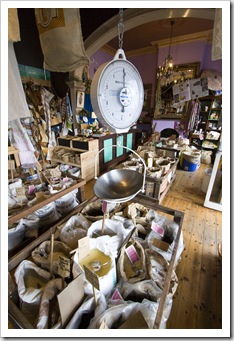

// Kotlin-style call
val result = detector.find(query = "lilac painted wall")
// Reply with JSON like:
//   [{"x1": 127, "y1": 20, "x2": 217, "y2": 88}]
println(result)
[
  {"x1": 89, "y1": 49, "x2": 112, "y2": 79},
  {"x1": 128, "y1": 53, "x2": 158, "y2": 110},
  {"x1": 200, "y1": 43, "x2": 222, "y2": 73},
  {"x1": 152, "y1": 120, "x2": 176, "y2": 131},
  {"x1": 90, "y1": 40, "x2": 221, "y2": 85}
]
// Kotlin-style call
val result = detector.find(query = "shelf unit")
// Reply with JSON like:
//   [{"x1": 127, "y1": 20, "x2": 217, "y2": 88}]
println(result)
[
  {"x1": 190, "y1": 94, "x2": 222, "y2": 159},
  {"x1": 51, "y1": 137, "x2": 99, "y2": 181}
]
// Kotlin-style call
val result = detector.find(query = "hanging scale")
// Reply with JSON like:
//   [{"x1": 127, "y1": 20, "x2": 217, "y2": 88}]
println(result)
[{"x1": 90, "y1": 9, "x2": 144, "y2": 133}]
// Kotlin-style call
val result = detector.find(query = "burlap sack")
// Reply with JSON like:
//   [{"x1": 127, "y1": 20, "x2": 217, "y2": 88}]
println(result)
[
  {"x1": 31, "y1": 240, "x2": 71, "y2": 276},
  {"x1": 117, "y1": 238, "x2": 146, "y2": 284}
]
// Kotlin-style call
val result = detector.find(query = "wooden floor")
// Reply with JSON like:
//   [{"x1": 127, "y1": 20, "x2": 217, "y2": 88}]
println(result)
[{"x1": 84, "y1": 163, "x2": 222, "y2": 329}]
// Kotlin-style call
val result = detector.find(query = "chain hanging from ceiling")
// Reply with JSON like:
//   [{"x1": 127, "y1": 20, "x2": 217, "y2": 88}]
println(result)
[
  {"x1": 157, "y1": 19, "x2": 186, "y2": 86},
  {"x1": 118, "y1": 8, "x2": 124, "y2": 49}
]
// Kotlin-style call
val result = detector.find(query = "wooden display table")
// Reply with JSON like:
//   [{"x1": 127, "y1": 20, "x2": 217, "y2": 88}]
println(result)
[
  {"x1": 8, "y1": 177, "x2": 86, "y2": 226},
  {"x1": 8, "y1": 195, "x2": 184, "y2": 330}
]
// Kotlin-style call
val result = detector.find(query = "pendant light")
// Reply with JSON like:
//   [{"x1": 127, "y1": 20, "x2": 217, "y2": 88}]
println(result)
[{"x1": 157, "y1": 19, "x2": 177, "y2": 85}]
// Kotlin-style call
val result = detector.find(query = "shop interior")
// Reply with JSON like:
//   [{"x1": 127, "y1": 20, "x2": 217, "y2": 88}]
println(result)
[{"x1": 5, "y1": 5, "x2": 230, "y2": 337}]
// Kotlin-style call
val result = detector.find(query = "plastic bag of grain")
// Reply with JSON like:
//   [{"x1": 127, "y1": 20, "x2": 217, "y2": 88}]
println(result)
[
  {"x1": 65, "y1": 292, "x2": 107, "y2": 329},
  {"x1": 72, "y1": 241, "x2": 117, "y2": 296},
  {"x1": 34, "y1": 202, "x2": 61, "y2": 227},
  {"x1": 110, "y1": 279, "x2": 163, "y2": 303},
  {"x1": 14, "y1": 260, "x2": 51, "y2": 327},
  {"x1": 59, "y1": 213, "x2": 91, "y2": 249},
  {"x1": 37, "y1": 278, "x2": 65, "y2": 329},
  {"x1": 88, "y1": 298, "x2": 170, "y2": 329},
  {"x1": 54, "y1": 191, "x2": 79, "y2": 216},
  {"x1": 8, "y1": 220, "x2": 25, "y2": 251},
  {"x1": 146, "y1": 210, "x2": 184, "y2": 266},
  {"x1": 22, "y1": 214, "x2": 40, "y2": 238},
  {"x1": 87, "y1": 218, "x2": 129, "y2": 252}
]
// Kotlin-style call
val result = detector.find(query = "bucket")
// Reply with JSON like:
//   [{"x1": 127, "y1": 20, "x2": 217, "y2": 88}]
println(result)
[
  {"x1": 182, "y1": 158, "x2": 199, "y2": 172},
  {"x1": 78, "y1": 248, "x2": 117, "y2": 296},
  {"x1": 201, "y1": 168, "x2": 222, "y2": 194}
]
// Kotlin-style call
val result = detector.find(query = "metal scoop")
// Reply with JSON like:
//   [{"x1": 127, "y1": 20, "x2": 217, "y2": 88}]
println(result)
[{"x1": 89, "y1": 260, "x2": 111, "y2": 272}]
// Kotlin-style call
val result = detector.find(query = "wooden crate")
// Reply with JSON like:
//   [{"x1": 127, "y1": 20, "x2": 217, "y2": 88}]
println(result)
[
  {"x1": 112, "y1": 158, "x2": 179, "y2": 204},
  {"x1": 8, "y1": 195, "x2": 184, "y2": 330},
  {"x1": 71, "y1": 137, "x2": 99, "y2": 151},
  {"x1": 57, "y1": 136, "x2": 99, "y2": 152},
  {"x1": 51, "y1": 146, "x2": 99, "y2": 182},
  {"x1": 57, "y1": 136, "x2": 74, "y2": 148},
  {"x1": 143, "y1": 159, "x2": 179, "y2": 204},
  {"x1": 80, "y1": 149, "x2": 99, "y2": 181}
]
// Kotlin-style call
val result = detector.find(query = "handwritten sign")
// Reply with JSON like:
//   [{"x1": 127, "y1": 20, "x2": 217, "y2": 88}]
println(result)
[
  {"x1": 78, "y1": 236, "x2": 90, "y2": 260},
  {"x1": 83, "y1": 265, "x2": 100, "y2": 290},
  {"x1": 58, "y1": 256, "x2": 70, "y2": 278},
  {"x1": 15, "y1": 187, "x2": 25, "y2": 198}
]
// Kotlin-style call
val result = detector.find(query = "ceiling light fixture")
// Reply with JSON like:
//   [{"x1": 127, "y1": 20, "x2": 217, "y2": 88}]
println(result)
[{"x1": 157, "y1": 19, "x2": 178, "y2": 86}]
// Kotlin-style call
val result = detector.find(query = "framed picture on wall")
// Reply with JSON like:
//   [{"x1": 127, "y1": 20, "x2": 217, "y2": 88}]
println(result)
[
  {"x1": 143, "y1": 84, "x2": 152, "y2": 111},
  {"x1": 76, "y1": 90, "x2": 85, "y2": 108}
]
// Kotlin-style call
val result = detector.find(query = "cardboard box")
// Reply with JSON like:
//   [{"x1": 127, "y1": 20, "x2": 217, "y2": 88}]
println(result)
[{"x1": 78, "y1": 248, "x2": 117, "y2": 296}]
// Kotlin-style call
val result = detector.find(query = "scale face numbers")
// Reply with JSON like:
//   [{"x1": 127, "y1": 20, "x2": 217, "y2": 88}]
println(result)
[{"x1": 91, "y1": 49, "x2": 144, "y2": 133}]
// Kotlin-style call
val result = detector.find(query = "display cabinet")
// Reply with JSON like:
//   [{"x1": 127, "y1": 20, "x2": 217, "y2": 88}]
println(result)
[{"x1": 95, "y1": 130, "x2": 137, "y2": 174}]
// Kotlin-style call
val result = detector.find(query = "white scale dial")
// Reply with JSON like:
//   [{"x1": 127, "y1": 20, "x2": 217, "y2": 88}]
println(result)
[{"x1": 91, "y1": 49, "x2": 144, "y2": 133}]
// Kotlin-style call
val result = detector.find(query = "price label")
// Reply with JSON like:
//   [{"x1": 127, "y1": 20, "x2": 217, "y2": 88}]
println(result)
[
  {"x1": 102, "y1": 200, "x2": 108, "y2": 214},
  {"x1": 125, "y1": 244, "x2": 140, "y2": 264},
  {"x1": 8, "y1": 160, "x2": 15, "y2": 170},
  {"x1": 58, "y1": 256, "x2": 70, "y2": 278},
  {"x1": 151, "y1": 221, "x2": 164, "y2": 237},
  {"x1": 83, "y1": 265, "x2": 100, "y2": 290},
  {"x1": 15, "y1": 187, "x2": 25, "y2": 197},
  {"x1": 111, "y1": 289, "x2": 124, "y2": 301}
]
